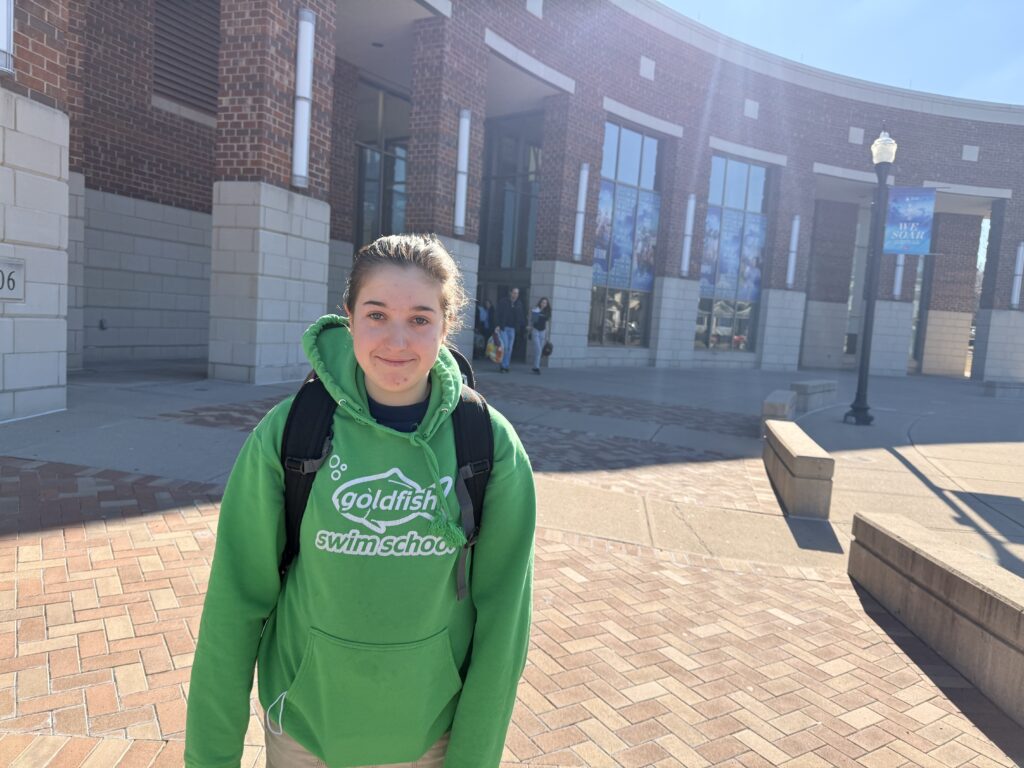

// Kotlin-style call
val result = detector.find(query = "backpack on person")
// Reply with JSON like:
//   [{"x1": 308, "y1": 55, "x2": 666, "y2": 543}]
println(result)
[{"x1": 278, "y1": 346, "x2": 493, "y2": 601}]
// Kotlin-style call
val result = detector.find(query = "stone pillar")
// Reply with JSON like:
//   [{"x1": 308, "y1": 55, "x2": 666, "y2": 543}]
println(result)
[
  {"x1": 973, "y1": 199, "x2": 1024, "y2": 382},
  {"x1": 0, "y1": 90, "x2": 70, "y2": 420},
  {"x1": 920, "y1": 213, "x2": 980, "y2": 377},
  {"x1": 405, "y1": 10, "x2": 487, "y2": 351},
  {"x1": 801, "y1": 200, "x2": 858, "y2": 369},
  {"x1": 209, "y1": 0, "x2": 336, "y2": 384},
  {"x1": 531, "y1": 92, "x2": 605, "y2": 368},
  {"x1": 868, "y1": 220, "x2": 918, "y2": 377},
  {"x1": 759, "y1": 165, "x2": 814, "y2": 371},
  {"x1": 651, "y1": 277, "x2": 699, "y2": 367}
]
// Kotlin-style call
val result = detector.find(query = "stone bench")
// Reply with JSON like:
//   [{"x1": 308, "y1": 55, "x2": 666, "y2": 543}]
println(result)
[
  {"x1": 849, "y1": 511, "x2": 1024, "y2": 729},
  {"x1": 789, "y1": 379, "x2": 837, "y2": 413},
  {"x1": 761, "y1": 389, "x2": 796, "y2": 427},
  {"x1": 762, "y1": 420, "x2": 834, "y2": 519},
  {"x1": 983, "y1": 380, "x2": 1024, "y2": 399}
]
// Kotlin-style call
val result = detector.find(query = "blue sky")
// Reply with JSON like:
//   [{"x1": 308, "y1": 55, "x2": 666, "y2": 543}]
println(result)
[{"x1": 660, "y1": 0, "x2": 1024, "y2": 105}]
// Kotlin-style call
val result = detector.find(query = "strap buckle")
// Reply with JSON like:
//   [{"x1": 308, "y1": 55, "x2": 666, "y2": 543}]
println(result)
[{"x1": 284, "y1": 434, "x2": 333, "y2": 475}]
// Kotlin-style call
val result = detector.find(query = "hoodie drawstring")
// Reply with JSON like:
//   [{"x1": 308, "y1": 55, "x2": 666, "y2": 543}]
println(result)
[{"x1": 411, "y1": 433, "x2": 467, "y2": 551}]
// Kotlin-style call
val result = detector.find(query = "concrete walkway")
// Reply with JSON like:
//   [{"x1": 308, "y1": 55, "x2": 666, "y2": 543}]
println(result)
[{"x1": 0, "y1": 360, "x2": 1022, "y2": 766}]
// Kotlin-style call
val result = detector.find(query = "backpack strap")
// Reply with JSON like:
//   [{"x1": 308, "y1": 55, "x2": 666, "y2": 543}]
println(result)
[
  {"x1": 279, "y1": 372, "x2": 336, "y2": 577},
  {"x1": 451, "y1": 385, "x2": 493, "y2": 601}
]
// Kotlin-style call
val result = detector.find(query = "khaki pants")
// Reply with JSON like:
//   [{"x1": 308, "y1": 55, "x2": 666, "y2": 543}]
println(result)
[{"x1": 264, "y1": 726, "x2": 449, "y2": 768}]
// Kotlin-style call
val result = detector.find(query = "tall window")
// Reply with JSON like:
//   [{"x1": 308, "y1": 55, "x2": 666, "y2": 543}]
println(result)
[
  {"x1": 480, "y1": 120, "x2": 541, "y2": 271},
  {"x1": 153, "y1": 0, "x2": 220, "y2": 114},
  {"x1": 695, "y1": 156, "x2": 768, "y2": 352},
  {"x1": 355, "y1": 81, "x2": 410, "y2": 246},
  {"x1": 1, "y1": 0, "x2": 12, "y2": 73},
  {"x1": 589, "y1": 122, "x2": 660, "y2": 346}
]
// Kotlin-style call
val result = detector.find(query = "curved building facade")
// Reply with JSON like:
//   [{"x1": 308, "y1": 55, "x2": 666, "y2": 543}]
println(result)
[{"x1": 2, "y1": 0, "x2": 1023, "y2": 419}]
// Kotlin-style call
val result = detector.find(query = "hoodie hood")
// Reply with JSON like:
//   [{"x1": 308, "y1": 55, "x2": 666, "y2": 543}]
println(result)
[
  {"x1": 301, "y1": 314, "x2": 464, "y2": 440},
  {"x1": 302, "y1": 315, "x2": 468, "y2": 548}
]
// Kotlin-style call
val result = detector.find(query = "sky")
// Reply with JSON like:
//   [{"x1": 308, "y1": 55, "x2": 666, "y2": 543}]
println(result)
[{"x1": 659, "y1": 0, "x2": 1024, "y2": 106}]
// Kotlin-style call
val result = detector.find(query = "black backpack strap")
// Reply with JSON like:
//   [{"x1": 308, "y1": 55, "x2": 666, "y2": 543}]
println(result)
[
  {"x1": 451, "y1": 385, "x2": 493, "y2": 601},
  {"x1": 279, "y1": 373, "x2": 336, "y2": 577}
]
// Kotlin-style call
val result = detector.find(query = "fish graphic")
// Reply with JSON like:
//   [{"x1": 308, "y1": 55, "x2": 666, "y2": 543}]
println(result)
[{"x1": 331, "y1": 468, "x2": 454, "y2": 534}]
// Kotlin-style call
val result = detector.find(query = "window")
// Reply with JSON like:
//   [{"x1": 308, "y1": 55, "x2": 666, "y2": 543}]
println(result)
[
  {"x1": 480, "y1": 122, "x2": 541, "y2": 271},
  {"x1": 153, "y1": 0, "x2": 220, "y2": 114},
  {"x1": 695, "y1": 156, "x2": 768, "y2": 352},
  {"x1": 1, "y1": 0, "x2": 12, "y2": 73},
  {"x1": 590, "y1": 122, "x2": 660, "y2": 346},
  {"x1": 355, "y1": 81, "x2": 411, "y2": 246}
]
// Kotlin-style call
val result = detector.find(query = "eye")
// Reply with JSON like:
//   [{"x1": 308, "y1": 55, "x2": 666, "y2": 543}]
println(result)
[
  {"x1": 411, "y1": 316, "x2": 430, "y2": 326},
  {"x1": 367, "y1": 311, "x2": 385, "y2": 321}
]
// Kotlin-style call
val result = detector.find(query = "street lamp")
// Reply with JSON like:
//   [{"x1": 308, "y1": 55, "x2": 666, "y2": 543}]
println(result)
[{"x1": 844, "y1": 129, "x2": 897, "y2": 426}]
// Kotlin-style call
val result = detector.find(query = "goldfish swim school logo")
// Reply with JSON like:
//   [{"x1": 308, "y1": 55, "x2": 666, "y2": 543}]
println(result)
[{"x1": 331, "y1": 468, "x2": 454, "y2": 534}]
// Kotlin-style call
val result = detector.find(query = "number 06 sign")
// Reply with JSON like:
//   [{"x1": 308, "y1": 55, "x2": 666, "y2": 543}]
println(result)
[{"x1": 0, "y1": 259, "x2": 26, "y2": 302}]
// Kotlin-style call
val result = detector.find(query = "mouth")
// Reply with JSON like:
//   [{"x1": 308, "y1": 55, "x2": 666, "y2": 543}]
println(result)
[{"x1": 376, "y1": 356, "x2": 415, "y2": 367}]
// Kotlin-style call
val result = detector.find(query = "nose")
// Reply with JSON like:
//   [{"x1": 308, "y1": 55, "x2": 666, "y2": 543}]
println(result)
[{"x1": 384, "y1": 320, "x2": 408, "y2": 348}]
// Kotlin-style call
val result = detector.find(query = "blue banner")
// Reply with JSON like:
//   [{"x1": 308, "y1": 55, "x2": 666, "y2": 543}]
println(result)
[{"x1": 884, "y1": 187, "x2": 935, "y2": 255}]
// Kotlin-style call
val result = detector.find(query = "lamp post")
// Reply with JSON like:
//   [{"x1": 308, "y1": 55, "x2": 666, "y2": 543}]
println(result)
[{"x1": 844, "y1": 129, "x2": 897, "y2": 426}]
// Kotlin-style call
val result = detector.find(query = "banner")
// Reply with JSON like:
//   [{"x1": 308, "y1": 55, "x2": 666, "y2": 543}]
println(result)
[
  {"x1": 884, "y1": 187, "x2": 935, "y2": 256},
  {"x1": 592, "y1": 180, "x2": 615, "y2": 286}
]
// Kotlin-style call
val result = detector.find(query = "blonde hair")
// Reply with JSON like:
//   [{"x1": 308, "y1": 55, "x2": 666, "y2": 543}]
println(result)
[{"x1": 344, "y1": 234, "x2": 469, "y2": 340}]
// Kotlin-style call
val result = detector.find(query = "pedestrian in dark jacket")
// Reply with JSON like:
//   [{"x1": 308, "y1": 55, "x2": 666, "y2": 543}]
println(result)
[{"x1": 494, "y1": 287, "x2": 525, "y2": 373}]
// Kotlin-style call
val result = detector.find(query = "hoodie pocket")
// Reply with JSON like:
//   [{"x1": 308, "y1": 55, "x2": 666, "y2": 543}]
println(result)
[{"x1": 284, "y1": 627, "x2": 462, "y2": 763}]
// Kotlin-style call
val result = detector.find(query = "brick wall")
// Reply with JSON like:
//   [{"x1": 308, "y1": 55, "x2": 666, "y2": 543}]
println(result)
[
  {"x1": 215, "y1": 0, "x2": 336, "y2": 201},
  {"x1": 78, "y1": 0, "x2": 214, "y2": 212},
  {"x1": 807, "y1": 201, "x2": 858, "y2": 303},
  {"x1": 929, "y1": 213, "x2": 981, "y2": 314},
  {"x1": 329, "y1": 57, "x2": 357, "y2": 243},
  {"x1": 3, "y1": 0, "x2": 67, "y2": 110},
  {"x1": 405, "y1": 8, "x2": 487, "y2": 239},
  {"x1": 980, "y1": 199, "x2": 1024, "y2": 311}
]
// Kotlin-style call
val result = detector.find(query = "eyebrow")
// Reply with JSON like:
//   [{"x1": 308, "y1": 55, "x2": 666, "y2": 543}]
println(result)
[{"x1": 361, "y1": 300, "x2": 437, "y2": 313}]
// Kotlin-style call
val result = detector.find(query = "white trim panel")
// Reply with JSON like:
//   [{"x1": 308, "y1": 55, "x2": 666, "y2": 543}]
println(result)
[
  {"x1": 603, "y1": 97, "x2": 683, "y2": 137},
  {"x1": 923, "y1": 181, "x2": 1012, "y2": 199},
  {"x1": 414, "y1": 0, "x2": 452, "y2": 18},
  {"x1": 607, "y1": 0, "x2": 1024, "y2": 126},
  {"x1": 710, "y1": 136, "x2": 786, "y2": 166},
  {"x1": 484, "y1": 29, "x2": 575, "y2": 94},
  {"x1": 813, "y1": 162, "x2": 894, "y2": 186}
]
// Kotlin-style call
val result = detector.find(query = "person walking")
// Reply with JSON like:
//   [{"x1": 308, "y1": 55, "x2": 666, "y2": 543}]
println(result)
[
  {"x1": 529, "y1": 297, "x2": 551, "y2": 374},
  {"x1": 494, "y1": 287, "x2": 525, "y2": 373},
  {"x1": 184, "y1": 234, "x2": 536, "y2": 768}
]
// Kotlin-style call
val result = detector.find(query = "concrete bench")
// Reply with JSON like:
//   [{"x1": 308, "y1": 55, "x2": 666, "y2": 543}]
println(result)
[
  {"x1": 789, "y1": 379, "x2": 837, "y2": 413},
  {"x1": 762, "y1": 420, "x2": 834, "y2": 519},
  {"x1": 849, "y1": 511, "x2": 1024, "y2": 729},
  {"x1": 761, "y1": 389, "x2": 796, "y2": 427},
  {"x1": 983, "y1": 381, "x2": 1024, "y2": 399}
]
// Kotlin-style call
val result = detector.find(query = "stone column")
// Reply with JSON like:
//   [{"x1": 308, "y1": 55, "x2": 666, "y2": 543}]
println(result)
[
  {"x1": 920, "y1": 213, "x2": 981, "y2": 377},
  {"x1": 800, "y1": 200, "x2": 858, "y2": 369},
  {"x1": 973, "y1": 199, "x2": 1024, "y2": 382},
  {"x1": 529, "y1": 92, "x2": 605, "y2": 368},
  {"x1": 209, "y1": 0, "x2": 336, "y2": 384},
  {"x1": 869, "y1": 238, "x2": 917, "y2": 376},
  {"x1": 405, "y1": 10, "x2": 488, "y2": 357},
  {"x1": 0, "y1": 91, "x2": 70, "y2": 420},
  {"x1": 758, "y1": 165, "x2": 814, "y2": 371}
]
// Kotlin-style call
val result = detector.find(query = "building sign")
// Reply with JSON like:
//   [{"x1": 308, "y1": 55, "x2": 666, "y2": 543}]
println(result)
[
  {"x1": 884, "y1": 187, "x2": 935, "y2": 255},
  {"x1": 0, "y1": 259, "x2": 25, "y2": 302}
]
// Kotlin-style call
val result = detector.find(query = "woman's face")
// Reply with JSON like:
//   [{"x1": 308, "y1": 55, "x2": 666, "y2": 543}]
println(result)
[
  {"x1": 539, "y1": 299, "x2": 549, "y2": 310},
  {"x1": 347, "y1": 265, "x2": 446, "y2": 407}
]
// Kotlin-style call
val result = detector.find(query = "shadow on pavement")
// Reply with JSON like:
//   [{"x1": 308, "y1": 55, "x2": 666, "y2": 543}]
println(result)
[
  {"x1": 850, "y1": 583, "x2": 1024, "y2": 763},
  {"x1": 783, "y1": 516, "x2": 845, "y2": 554},
  {"x1": 887, "y1": 449, "x2": 1024, "y2": 578}
]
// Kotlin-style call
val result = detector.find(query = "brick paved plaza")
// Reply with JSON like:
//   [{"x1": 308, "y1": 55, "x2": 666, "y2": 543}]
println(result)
[{"x1": 1, "y1": 368, "x2": 1023, "y2": 766}]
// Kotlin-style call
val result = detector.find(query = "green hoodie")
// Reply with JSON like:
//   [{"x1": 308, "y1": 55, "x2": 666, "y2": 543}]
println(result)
[{"x1": 185, "y1": 316, "x2": 535, "y2": 768}]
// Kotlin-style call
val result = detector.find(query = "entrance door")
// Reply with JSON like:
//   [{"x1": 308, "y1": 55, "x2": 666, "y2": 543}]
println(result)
[{"x1": 477, "y1": 113, "x2": 542, "y2": 363}]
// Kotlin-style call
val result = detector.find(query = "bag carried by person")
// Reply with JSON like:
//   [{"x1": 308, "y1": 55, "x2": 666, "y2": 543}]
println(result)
[
  {"x1": 542, "y1": 340, "x2": 553, "y2": 358},
  {"x1": 485, "y1": 330, "x2": 504, "y2": 364},
  {"x1": 278, "y1": 345, "x2": 493, "y2": 601}
]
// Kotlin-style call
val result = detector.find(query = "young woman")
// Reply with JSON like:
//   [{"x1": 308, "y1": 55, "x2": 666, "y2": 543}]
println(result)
[
  {"x1": 529, "y1": 297, "x2": 552, "y2": 374},
  {"x1": 185, "y1": 234, "x2": 536, "y2": 768}
]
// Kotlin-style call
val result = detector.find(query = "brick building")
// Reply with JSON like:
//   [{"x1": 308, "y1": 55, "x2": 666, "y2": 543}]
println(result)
[{"x1": 3, "y1": 0, "x2": 1024, "y2": 420}]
